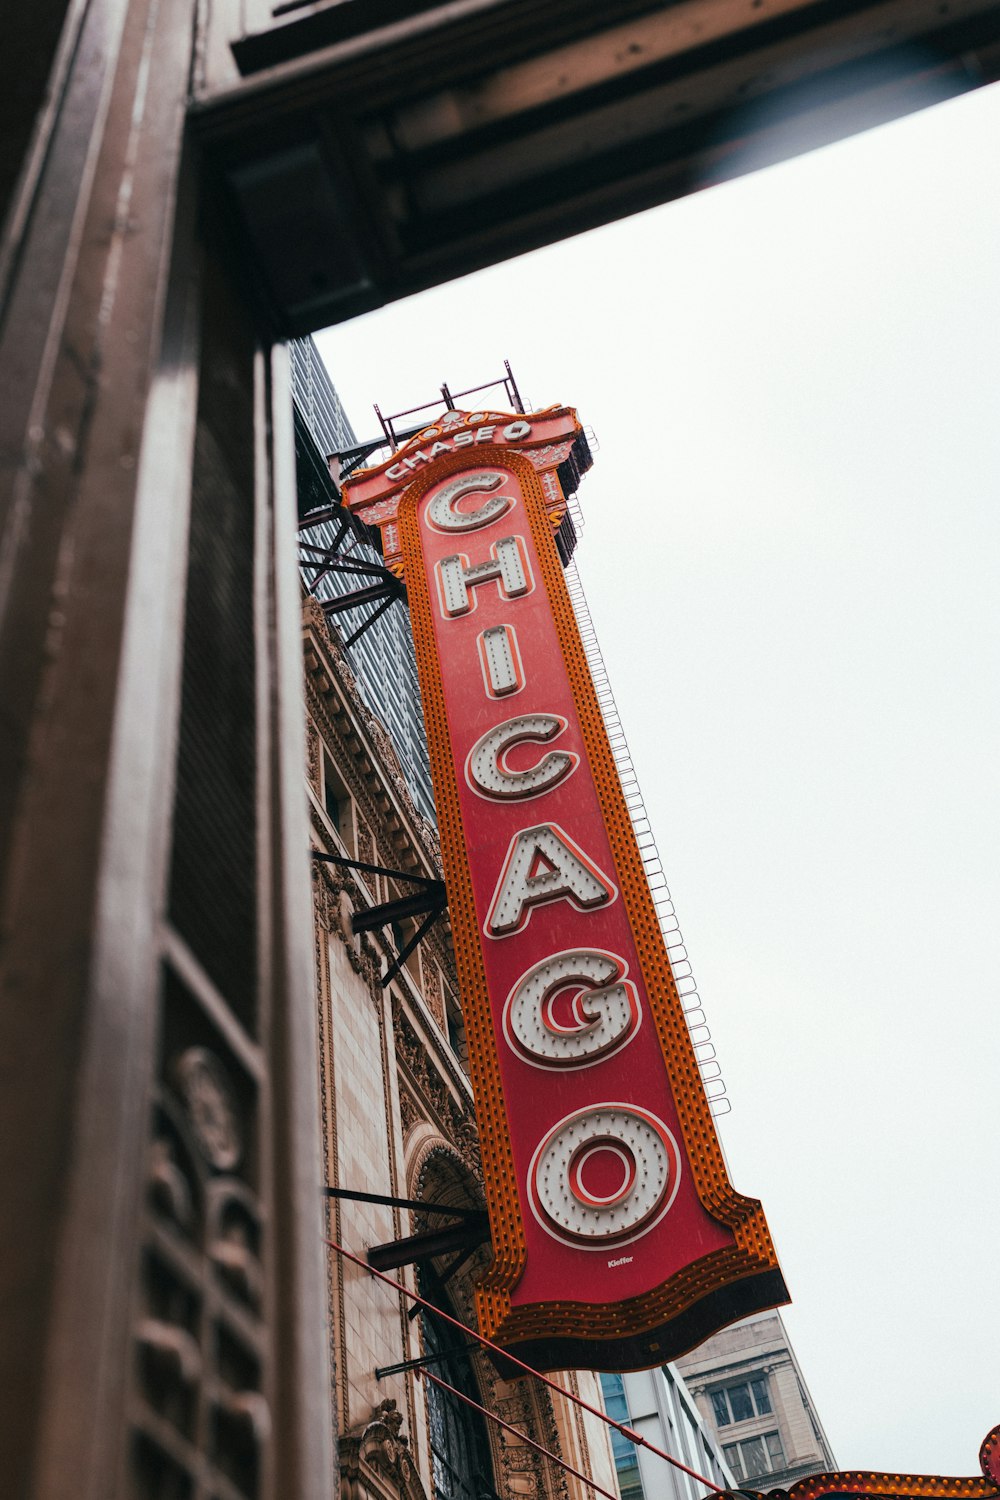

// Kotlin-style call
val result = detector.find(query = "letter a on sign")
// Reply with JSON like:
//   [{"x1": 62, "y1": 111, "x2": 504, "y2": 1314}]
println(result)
[
  {"x1": 342, "y1": 406, "x2": 788, "y2": 1372},
  {"x1": 487, "y1": 824, "x2": 614, "y2": 935}
]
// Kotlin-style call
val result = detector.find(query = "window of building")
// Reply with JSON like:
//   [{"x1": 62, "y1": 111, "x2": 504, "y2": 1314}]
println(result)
[
  {"x1": 321, "y1": 750, "x2": 352, "y2": 847},
  {"x1": 723, "y1": 1432, "x2": 785, "y2": 1482},
  {"x1": 599, "y1": 1375, "x2": 646, "y2": 1500},
  {"x1": 420, "y1": 1290, "x2": 498, "y2": 1500},
  {"x1": 710, "y1": 1377, "x2": 772, "y2": 1427}
]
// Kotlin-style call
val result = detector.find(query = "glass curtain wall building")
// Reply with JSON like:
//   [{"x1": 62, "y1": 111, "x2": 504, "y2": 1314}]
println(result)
[
  {"x1": 600, "y1": 1368, "x2": 734, "y2": 1500},
  {"x1": 290, "y1": 336, "x2": 436, "y2": 824}
]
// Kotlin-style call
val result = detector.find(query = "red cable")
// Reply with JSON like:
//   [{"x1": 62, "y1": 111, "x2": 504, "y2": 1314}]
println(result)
[
  {"x1": 325, "y1": 1235, "x2": 724, "y2": 1493},
  {"x1": 421, "y1": 1367, "x2": 621, "y2": 1500}
]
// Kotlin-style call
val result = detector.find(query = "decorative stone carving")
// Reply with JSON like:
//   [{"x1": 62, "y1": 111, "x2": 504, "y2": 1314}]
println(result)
[
  {"x1": 306, "y1": 718, "x2": 322, "y2": 791},
  {"x1": 340, "y1": 1401, "x2": 430, "y2": 1500},
  {"x1": 147, "y1": 1133, "x2": 195, "y2": 1232},
  {"x1": 392, "y1": 1000, "x2": 480, "y2": 1170},
  {"x1": 137, "y1": 1025, "x2": 266, "y2": 1500},
  {"x1": 302, "y1": 594, "x2": 328, "y2": 634},
  {"x1": 312, "y1": 845, "x2": 381, "y2": 991},
  {"x1": 399, "y1": 1087, "x2": 420, "y2": 1139},
  {"x1": 208, "y1": 1182, "x2": 263, "y2": 1312},
  {"x1": 302, "y1": 602, "x2": 441, "y2": 875}
]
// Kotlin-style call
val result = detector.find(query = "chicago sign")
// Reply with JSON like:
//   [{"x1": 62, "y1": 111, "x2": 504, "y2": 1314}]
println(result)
[{"x1": 343, "y1": 406, "x2": 787, "y2": 1371}]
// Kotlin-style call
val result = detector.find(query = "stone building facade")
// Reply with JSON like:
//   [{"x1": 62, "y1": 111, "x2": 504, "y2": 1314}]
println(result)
[
  {"x1": 676, "y1": 1313, "x2": 836, "y2": 1491},
  {"x1": 303, "y1": 592, "x2": 620, "y2": 1500}
]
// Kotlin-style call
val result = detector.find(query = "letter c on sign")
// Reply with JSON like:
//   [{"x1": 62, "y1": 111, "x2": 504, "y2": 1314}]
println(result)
[
  {"x1": 528, "y1": 1105, "x2": 680, "y2": 1247},
  {"x1": 426, "y1": 472, "x2": 511, "y2": 532},
  {"x1": 467, "y1": 714, "x2": 576, "y2": 801},
  {"x1": 502, "y1": 949, "x2": 639, "y2": 1066}
]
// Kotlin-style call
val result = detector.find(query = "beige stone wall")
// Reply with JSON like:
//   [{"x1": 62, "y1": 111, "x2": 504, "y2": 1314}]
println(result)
[{"x1": 676, "y1": 1312, "x2": 836, "y2": 1488}]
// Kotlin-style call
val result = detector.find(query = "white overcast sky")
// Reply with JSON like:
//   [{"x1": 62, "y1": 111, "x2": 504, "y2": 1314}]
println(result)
[{"x1": 316, "y1": 76, "x2": 1000, "y2": 1479}]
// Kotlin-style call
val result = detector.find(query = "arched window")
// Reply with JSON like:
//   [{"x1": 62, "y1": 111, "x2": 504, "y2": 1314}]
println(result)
[{"x1": 420, "y1": 1289, "x2": 498, "y2": 1500}]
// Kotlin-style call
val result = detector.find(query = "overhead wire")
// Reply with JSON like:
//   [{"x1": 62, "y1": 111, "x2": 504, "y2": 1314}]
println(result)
[
  {"x1": 420, "y1": 1367, "x2": 620, "y2": 1500},
  {"x1": 325, "y1": 1235, "x2": 725, "y2": 1494}
]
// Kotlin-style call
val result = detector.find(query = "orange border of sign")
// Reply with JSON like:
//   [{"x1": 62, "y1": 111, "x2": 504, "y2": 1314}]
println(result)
[
  {"x1": 739, "y1": 1424, "x2": 1000, "y2": 1500},
  {"x1": 398, "y1": 445, "x2": 786, "y2": 1362},
  {"x1": 784, "y1": 1477, "x2": 997, "y2": 1500}
]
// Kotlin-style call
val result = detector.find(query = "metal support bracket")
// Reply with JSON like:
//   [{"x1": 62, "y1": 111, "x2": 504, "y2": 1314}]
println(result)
[
  {"x1": 321, "y1": 1185, "x2": 490, "y2": 1305},
  {"x1": 367, "y1": 1216, "x2": 489, "y2": 1273},
  {"x1": 297, "y1": 488, "x2": 406, "y2": 646},
  {"x1": 311, "y1": 852, "x2": 447, "y2": 987},
  {"x1": 374, "y1": 1344, "x2": 479, "y2": 1382},
  {"x1": 321, "y1": 572, "x2": 405, "y2": 647},
  {"x1": 321, "y1": 1186, "x2": 484, "y2": 1220},
  {"x1": 298, "y1": 538, "x2": 406, "y2": 647}
]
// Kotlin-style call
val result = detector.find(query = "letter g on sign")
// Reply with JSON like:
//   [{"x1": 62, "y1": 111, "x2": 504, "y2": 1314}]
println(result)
[{"x1": 502, "y1": 949, "x2": 639, "y2": 1066}]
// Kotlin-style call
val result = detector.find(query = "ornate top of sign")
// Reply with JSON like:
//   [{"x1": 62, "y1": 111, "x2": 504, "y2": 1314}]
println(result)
[{"x1": 340, "y1": 406, "x2": 589, "y2": 572}]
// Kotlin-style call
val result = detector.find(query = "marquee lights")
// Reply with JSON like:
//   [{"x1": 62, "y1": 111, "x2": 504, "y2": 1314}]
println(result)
[
  {"x1": 478, "y1": 624, "x2": 524, "y2": 697},
  {"x1": 436, "y1": 534, "x2": 532, "y2": 617},
  {"x1": 343, "y1": 406, "x2": 788, "y2": 1370},
  {"x1": 487, "y1": 823, "x2": 615, "y2": 937}
]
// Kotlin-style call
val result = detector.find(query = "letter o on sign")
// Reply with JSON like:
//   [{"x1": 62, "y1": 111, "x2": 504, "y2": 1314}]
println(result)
[{"x1": 528, "y1": 1105, "x2": 680, "y2": 1247}]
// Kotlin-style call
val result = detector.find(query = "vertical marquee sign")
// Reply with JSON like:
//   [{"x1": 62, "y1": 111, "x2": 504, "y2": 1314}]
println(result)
[{"x1": 342, "y1": 407, "x2": 788, "y2": 1371}]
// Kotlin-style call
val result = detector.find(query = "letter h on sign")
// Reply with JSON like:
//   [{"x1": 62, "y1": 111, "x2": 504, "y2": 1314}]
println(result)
[{"x1": 342, "y1": 410, "x2": 787, "y2": 1372}]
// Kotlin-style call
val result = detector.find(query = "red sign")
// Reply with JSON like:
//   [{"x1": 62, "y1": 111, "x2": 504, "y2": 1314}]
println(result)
[{"x1": 343, "y1": 408, "x2": 787, "y2": 1371}]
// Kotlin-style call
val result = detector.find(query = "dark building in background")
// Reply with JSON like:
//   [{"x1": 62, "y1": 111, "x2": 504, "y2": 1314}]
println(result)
[{"x1": 291, "y1": 337, "x2": 436, "y2": 823}]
